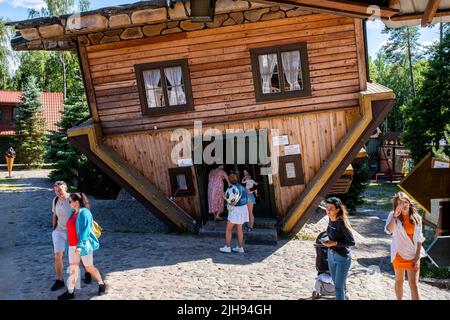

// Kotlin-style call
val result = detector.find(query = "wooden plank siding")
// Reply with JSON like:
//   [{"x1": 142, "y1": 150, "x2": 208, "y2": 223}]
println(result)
[
  {"x1": 104, "y1": 108, "x2": 360, "y2": 218},
  {"x1": 83, "y1": 13, "x2": 365, "y2": 136}
]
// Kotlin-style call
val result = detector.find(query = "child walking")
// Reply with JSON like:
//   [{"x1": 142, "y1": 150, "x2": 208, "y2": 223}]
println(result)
[{"x1": 242, "y1": 168, "x2": 258, "y2": 231}]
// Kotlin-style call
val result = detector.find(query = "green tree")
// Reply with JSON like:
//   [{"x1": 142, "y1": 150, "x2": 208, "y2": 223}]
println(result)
[
  {"x1": 402, "y1": 27, "x2": 450, "y2": 163},
  {"x1": 433, "y1": 124, "x2": 450, "y2": 161},
  {"x1": 46, "y1": 85, "x2": 120, "y2": 199},
  {"x1": 14, "y1": 76, "x2": 46, "y2": 166},
  {"x1": 14, "y1": 51, "x2": 51, "y2": 91},
  {"x1": 0, "y1": 18, "x2": 15, "y2": 90},
  {"x1": 372, "y1": 26, "x2": 423, "y2": 132}
]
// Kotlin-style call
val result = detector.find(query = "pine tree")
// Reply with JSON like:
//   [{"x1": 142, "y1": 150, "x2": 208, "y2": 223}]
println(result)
[
  {"x1": 403, "y1": 27, "x2": 450, "y2": 163},
  {"x1": 376, "y1": 26, "x2": 422, "y2": 132},
  {"x1": 46, "y1": 75, "x2": 120, "y2": 199},
  {"x1": 14, "y1": 76, "x2": 46, "y2": 166}
]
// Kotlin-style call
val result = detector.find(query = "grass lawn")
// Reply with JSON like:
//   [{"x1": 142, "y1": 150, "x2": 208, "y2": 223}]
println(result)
[{"x1": 360, "y1": 182, "x2": 400, "y2": 213}]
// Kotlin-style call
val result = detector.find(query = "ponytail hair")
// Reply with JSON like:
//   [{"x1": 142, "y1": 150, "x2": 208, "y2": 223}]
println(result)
[{"x1": 70, "y1": 192, "x2": 90, "y2": 209}]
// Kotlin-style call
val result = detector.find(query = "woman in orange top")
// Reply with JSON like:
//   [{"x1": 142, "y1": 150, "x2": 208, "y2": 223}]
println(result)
[{"x1": 385, "y1": 192, "x2": 425, "y2": 300}]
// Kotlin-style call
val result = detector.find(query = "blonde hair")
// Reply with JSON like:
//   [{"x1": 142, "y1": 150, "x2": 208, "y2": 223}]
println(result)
[{"x1": 393, "y1": 192, "x2": 421, "y2": 225}]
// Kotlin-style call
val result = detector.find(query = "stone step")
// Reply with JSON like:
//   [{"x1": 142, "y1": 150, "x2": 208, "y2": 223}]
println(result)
[
  {"x1": 204, "y1": 217, "x2": 278, "y2": 229},
  {"x1": 199, "y1": 224, "x2": 278, "y2": 245}
]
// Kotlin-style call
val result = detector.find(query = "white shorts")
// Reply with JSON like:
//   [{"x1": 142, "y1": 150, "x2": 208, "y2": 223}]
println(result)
[
  {"x1": 68, "y1": 246, "x2": 94, "y2": 267},
  {"x1": 227, "y1": 205, "x2": 249, "y2": 225},
  {"x1": 52, "y1": 230, "x2": 67, "y2": 253}
]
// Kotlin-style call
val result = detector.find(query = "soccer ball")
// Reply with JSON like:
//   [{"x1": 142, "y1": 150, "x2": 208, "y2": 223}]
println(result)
[{"x1": 225, "y1": 185, "x2": 241, "y2": 210}]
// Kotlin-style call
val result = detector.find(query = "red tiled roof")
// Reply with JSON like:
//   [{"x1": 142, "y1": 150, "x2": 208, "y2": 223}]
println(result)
[{"x1": 0, "y1": 90, "x2": 64, "y2": 135}]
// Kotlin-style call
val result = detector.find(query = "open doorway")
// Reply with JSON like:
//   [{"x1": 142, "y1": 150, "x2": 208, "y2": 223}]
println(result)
[{"x1": 194, "y1": 131, "x2": 275, "y2": 224}]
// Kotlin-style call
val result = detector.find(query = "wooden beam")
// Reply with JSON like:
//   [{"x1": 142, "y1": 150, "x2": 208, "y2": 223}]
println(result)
[
  {"x1": 68, "y1": 121, "x2": 197, "y2": 232},
  {"x1": 77, "y1": 44, "x2": 100, "y2": 123},
  {"x1": 253, "y1": 0, "x2": 399, "y2": 19},
  {"x1": 388, "y1": 0, "x2": 400, "y2": 7},
  {"x1": 390, "y1": 9, "x2": 450, "y2": 21},
  {"x1": 422, "y1": 0, "x2": 442, "y2": 26}
]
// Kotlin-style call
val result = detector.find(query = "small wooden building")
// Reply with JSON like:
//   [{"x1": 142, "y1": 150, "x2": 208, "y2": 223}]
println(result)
[
  {"x1": 0, "y1": 90, "x2": 63, "y2": 162},
  {"x1": 9, "y1": 0, "x2": 444, "y2": 235}
]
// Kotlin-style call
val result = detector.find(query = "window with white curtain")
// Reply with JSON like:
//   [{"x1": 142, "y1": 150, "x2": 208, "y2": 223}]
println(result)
[
  {"x1": 251, "y1": 43, "x2": 311, "y2": 102},
  {"x1": 135, "y1": 59, "x2": 193, "y2": 115}
]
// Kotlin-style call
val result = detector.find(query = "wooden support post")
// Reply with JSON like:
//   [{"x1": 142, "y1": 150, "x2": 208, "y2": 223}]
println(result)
[{"x1": 422, "y1": 0, "x2": 441, "y2": 26}]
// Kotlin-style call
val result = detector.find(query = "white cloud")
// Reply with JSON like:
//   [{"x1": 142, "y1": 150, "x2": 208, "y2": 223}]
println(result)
[
  {"x1": 0, "y1": 0, "x2": 46, "y2": 10},
  {"x1": 366, "y1": 19, "x2": 385, "y2": 31},
  {"x1": 421, "y1": 40, "x2": 433, "y2": 47}
]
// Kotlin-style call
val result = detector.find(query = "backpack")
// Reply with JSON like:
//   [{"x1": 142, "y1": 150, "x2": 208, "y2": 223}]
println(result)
[{"x1": 92, "y1": 220, "x2": 102, "y2": 238}]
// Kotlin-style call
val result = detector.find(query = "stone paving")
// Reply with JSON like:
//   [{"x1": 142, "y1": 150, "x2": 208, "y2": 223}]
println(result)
[{"x1": 0, "y1": 170, "x2": 449, "y2": 300}]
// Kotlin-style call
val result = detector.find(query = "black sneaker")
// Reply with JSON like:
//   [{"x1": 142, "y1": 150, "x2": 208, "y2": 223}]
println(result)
[
  {"x1": 57, "y1": 291, "x2": 75, "y2": 300},
  {"x1": 83, "y1": 272, "x2": 92, "y2": 284},
  {"x1": 50, "y1": 279, "x2": 65, "y2": 291},
  {"x1": 98, "y1": 284, "x2": 107, "y2": 296}
]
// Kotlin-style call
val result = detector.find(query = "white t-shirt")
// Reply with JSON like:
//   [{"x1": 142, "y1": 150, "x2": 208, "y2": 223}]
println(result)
[
  {"x1": 52, "y1": 197, "x2": 72, "y2": 232},
  {"x1": 243, "y1": 178, "x2": 256, "y2": 190},
  {"x1": 384, "y1": 211, "x2": 426, "y2": 262}
]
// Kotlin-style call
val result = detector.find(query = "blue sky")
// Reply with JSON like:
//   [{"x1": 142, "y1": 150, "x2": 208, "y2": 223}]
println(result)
[{"x1": 0, "y1": 0, "x2": 441, "y2": 58}]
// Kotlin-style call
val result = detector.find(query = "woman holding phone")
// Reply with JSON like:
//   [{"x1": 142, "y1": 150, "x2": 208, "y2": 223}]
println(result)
[
  {"x1": 322, "y1": 197, "x2": 356, "y2": 300},
  {"x1": 384, "y1": 192, "x2": 425, "y2": 300}
]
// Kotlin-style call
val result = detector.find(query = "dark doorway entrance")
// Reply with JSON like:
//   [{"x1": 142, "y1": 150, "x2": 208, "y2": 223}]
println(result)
[{"x1": 194, "y1": 131, "x2": 275, "y2": 224}]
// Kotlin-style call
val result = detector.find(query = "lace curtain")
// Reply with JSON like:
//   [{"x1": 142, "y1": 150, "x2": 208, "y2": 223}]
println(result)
[
  {"x1": 164, "y1": 66, "x2": 186, "y2": 106},
  {"x1": 258, "y1": 53, "x2": 278, "y2": 94},
  {"x1": 143, "y1": 69, "x2": 163, "y2": 108},
  {"x1": 281, "y1": 51, "x2": 302, "y2": 91}
]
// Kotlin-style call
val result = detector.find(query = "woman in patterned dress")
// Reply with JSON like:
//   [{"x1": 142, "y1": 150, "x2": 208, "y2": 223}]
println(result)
[{"x1": 208, "y1": 165, "x2": 229, "y2": 221}]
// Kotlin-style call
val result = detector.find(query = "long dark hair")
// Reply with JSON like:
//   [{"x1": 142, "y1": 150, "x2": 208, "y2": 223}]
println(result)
[
  {"x1": 70, "y1": 193, "x2": 90, "y2": 209},
  {"x1": 325, "y1": 197, "x2": 352, "y2": 230}
]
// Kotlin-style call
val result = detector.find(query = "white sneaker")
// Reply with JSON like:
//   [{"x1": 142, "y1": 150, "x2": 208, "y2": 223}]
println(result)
[
  {"x1": 219, "y1": 246, "x2": 231, "y2": 253},
  {"x1": 231, "y1": 246, "x2": 245, "y2": 253}
]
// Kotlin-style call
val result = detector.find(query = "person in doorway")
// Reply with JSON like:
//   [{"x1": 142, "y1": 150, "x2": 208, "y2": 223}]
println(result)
[
  {"x1": 57, "y1": 193, "x2": 106, "y2": 300},
  {"x1": 207, "y1": 165, "x2": 229, "y2": 221},
  {"x1": 321, "y1": 197, "x2": 355, "y2": 300},
  {"x1": 220, "y1": 173, "x2": 249, "y2": 253},
  {"x1": 385, "y1": 192, "x2": 426, "y2": 300},
  {"x1": 242, "y1": 168, "x2": 258, "y2": 231},
  {"x1": 50, "y1": 181, "x2": 91, "y2": 292}
]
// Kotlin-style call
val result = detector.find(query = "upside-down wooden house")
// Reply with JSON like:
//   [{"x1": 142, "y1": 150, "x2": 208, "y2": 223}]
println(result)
[{"x1": 8, "y1": 0, "x2": 449, "y2": 235}]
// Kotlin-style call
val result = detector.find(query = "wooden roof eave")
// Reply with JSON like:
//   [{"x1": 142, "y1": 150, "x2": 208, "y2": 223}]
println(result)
[
  {"x1": 67, "y1": 120, "x2": 197, "y2": 232},
  {"x1": 282, "y1": 83, "x2": 395, "y2": 235},
  {"x1": 253, "y1": 0, "x2": 399, "y2": 19}
]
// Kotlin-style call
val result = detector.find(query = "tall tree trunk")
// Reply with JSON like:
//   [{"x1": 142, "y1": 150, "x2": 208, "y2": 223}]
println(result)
[
  {"x1": 60, "y1": 52, "x2": 67, "y2": 100},
  {"x1": 440, "y1": 22, "x2": 443, "y2": 45},
  {"x1": 406, "y1": 27, "x2": 416, "y2": 98}
]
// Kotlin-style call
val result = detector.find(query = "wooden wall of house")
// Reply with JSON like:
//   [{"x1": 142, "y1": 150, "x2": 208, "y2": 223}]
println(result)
[
  {"x1": 84, "y1": 12, "x2": 366, "y2": 136},
  {"x1": 104, "y1": 107, "x2": 360, "y2": 218},
  {"x1": 0, "y1": 105, "x2": 14, "y2": 126}
]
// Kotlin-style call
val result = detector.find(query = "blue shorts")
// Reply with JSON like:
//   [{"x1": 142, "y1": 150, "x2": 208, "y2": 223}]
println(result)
[{"x1": 247, "y1": 193, "x2": 256, "y2": 204}]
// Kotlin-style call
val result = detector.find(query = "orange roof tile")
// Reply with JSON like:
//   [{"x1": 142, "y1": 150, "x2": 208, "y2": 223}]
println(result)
[{"x1": 0, "y1": 90, "x2": 64, "y2": 135}]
